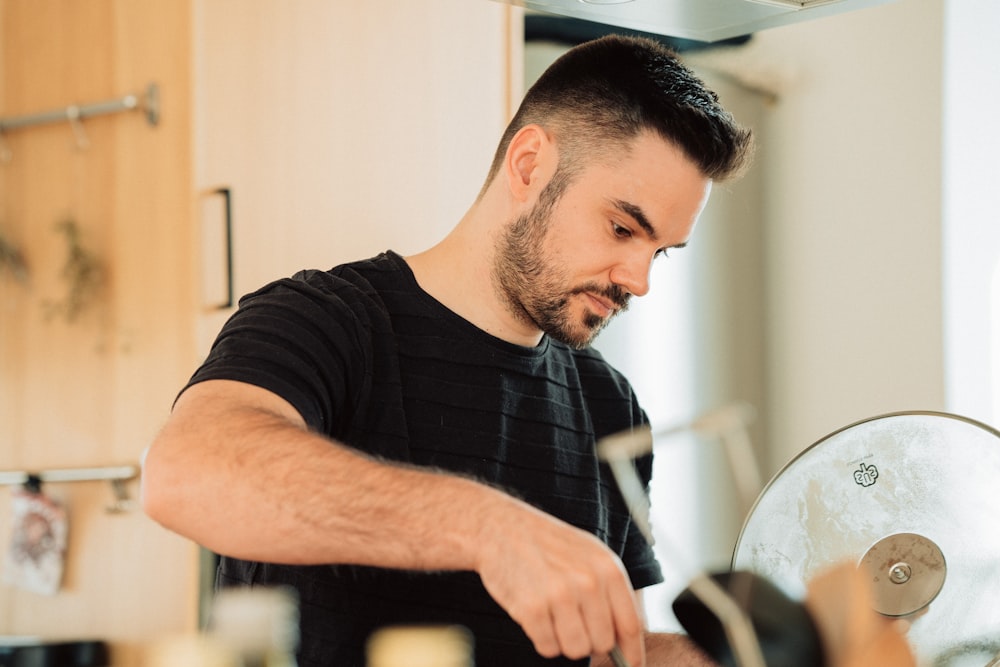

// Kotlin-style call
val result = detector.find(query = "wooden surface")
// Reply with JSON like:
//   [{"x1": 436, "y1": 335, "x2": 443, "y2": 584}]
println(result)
[
  {"x1": 0, "y1": 2, "x2": 200, "y2": 664},
  {"x1": 192, "y1": 0, "x2": 517, "y2": 355}
]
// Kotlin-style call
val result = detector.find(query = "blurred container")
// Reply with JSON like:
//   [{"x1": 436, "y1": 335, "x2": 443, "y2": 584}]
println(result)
[
  {"x1": 366, "y1": 626, "x2": 473, "y2": 667},
  {"x1": 208, "y1": 587, "x2": 299, "y2": 667},
  {"x1": 144, "y1": 635, "x2": 238, "y2": 667}
]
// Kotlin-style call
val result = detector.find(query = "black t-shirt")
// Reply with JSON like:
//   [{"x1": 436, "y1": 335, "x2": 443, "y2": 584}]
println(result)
[{"x1": 185, "y1": 251, "x2": 662, "y2": 667}]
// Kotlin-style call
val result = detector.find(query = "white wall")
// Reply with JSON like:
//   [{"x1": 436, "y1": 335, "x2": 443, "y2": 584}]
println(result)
[{"x1": 691, "y1": 0, "x2": 948, "y2": 469}]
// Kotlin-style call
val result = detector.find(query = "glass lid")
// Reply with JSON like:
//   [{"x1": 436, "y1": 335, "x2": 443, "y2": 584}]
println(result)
[{"x1": 732, "y1": 411, "x2": 1000, "y2": 666}]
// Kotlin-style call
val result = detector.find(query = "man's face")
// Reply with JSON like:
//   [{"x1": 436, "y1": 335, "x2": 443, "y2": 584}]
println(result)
[{"x1": 492, "y1": 131, "x2": 711, "y2": 349}]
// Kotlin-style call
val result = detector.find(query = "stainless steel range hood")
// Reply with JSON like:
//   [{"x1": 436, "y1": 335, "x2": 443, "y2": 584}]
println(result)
[{"x1": 494, "y1": 0, "x2": 897, "y2": 42}]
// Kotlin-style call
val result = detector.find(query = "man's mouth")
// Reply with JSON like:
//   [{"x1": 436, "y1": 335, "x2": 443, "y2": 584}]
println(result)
[
  {"x1": 580, "y1": 285, "x2": 630, "y2": 318},
  {"x1": 583, "y1": 292, "x2": 617, "y2": 318}
]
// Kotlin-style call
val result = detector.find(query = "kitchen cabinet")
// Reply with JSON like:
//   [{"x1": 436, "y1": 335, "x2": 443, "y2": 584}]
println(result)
[{"x1": 193, "y1": 1, "x2": 520, "y2": 352}]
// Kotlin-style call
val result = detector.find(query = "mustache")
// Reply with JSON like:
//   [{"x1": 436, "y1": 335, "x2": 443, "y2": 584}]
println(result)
[{"x1": 571, "y1": 283, "x2": 631, "y2": 310}]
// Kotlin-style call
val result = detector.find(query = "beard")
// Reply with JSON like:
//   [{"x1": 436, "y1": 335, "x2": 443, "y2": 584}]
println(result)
[{"x1": 491, "y1": 178, "x2": 630, "y2": 349}]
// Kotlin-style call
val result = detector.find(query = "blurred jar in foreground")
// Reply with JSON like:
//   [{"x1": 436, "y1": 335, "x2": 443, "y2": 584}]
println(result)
[
  {"x1": 145, "y1": 635, "x2": 239, "y2": 667},
  {"x1": 366, "y1": 625, "x2": 474, "y2": 667},
  {"x1": 208, "y1": 586, "x2": 300, "y2": 667}
]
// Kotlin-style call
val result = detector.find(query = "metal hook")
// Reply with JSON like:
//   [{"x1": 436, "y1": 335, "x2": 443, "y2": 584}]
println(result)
[
  {"x1": 106, "y1": 477, "x2": 137, "y2": 514},
  {"x1": 24, "y1": 474, "x2": 43, "y2": 494},
  {"x1": 66, "y1": 105, "x2": 91, "y2": 151},
  {"x1": 142, "y1": 83, "x2": 160, "y2": 126}
]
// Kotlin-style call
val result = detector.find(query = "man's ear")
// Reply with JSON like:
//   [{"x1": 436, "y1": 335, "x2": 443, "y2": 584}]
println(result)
[{"x1": 504, "y1": 124, "x2": 557, "y2": 203}]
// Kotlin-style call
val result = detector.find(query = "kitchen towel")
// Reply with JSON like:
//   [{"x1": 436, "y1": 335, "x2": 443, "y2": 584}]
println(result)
[{"x1": 3, "y1": 479, "x2": 68, "y2": 595}]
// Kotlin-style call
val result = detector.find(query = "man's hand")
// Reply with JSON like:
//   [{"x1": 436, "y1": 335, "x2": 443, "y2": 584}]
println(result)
[{"x1": 475, "y1": 502, "x2": 646, "y2": 666}]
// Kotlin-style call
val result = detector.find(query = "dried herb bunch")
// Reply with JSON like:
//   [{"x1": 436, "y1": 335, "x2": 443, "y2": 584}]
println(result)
[{"x1": 44, "y1": 219, "x2": 104, "y2": 322}]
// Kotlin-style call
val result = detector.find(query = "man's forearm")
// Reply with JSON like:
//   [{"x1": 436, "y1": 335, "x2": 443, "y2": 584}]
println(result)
[
  {"x1": 142, "y1": 380, "x2": 511, "y2": 569},
  {"x1": 591, "y1": 632, "x2": 717, "y2": 667}
]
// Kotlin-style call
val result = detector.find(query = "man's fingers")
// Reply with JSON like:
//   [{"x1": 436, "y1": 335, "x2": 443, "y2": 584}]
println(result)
[
  {"x1": 579, "y1": 595, "x2": 618, "y2": 658},
  {"x1": 521, "y1": 565, "x2": 642, "y2": 663},
  {"x1": 559, "y1": 558, "x2": 643, "y2": 664},
  {"x1": 609, "y1": 577, "x2": 645, "y2": 666},
  {"x1": 547, "y1": 571, "x2": 618, "y2": 659},
  {"x1": 513, "y1": 598, "x2": 561, "y2": 658},
  {"x1": 553, "y1": 601, "x2": 596, "y2": 659},
  {"x1": 476, "y1": 504, "x2": 647, "y2": 663}
]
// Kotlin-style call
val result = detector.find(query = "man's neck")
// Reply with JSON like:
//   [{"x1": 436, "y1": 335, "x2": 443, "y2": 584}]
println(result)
[{"x1": 404, "y1": 215, "x2": 544, "y2": 348}]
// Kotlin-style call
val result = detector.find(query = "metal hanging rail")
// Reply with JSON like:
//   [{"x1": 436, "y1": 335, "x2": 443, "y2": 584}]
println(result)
[
  {"x1": 0, "y1": 82, "x2": 159, "y2": 134},
  {"x1": 0, "y1": 464, "x2": 138, "y2": 487}
]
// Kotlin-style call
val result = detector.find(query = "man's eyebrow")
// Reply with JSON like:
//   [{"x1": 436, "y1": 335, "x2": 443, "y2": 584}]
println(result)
[
  {"x1": 612, "y1": 199, "x2": 658, "y2": 241},
  {"x1": 612, "y1": 198, "x2": 689, "y2": 250}
]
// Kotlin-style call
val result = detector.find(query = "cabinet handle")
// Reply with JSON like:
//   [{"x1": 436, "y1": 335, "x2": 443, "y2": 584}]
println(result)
[{"x1": 213, "y1": 187, "x2": 234, "y2": 310}]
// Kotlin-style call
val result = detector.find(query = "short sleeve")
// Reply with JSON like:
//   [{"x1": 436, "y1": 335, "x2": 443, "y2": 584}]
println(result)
[{"x1": 182, "y1": 270, "x2": 377, "y2": 436}]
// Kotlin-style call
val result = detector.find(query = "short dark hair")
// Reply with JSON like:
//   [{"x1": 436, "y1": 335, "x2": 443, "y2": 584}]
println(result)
[{"x1": 483, "y1": 34, "x2": 753, "y2": 189}]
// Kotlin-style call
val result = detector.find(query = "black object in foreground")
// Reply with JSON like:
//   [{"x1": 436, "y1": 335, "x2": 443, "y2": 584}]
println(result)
[{"x1": 672, "y1": 570, "x2": 826, "y2": 667}]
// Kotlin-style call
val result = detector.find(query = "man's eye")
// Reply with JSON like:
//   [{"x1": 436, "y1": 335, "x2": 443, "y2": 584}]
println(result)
[
  {"x1": 612, "y1": 222, "x2": 632, "y2": 238},
  {"x1": 654, "y1": 248, "x2": 671, "y2": 260}
]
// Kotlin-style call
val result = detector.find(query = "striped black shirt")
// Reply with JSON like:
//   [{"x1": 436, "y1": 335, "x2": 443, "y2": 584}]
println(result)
[{"x1": 186, "y1": 251, "x2": 662, "y2": 667}]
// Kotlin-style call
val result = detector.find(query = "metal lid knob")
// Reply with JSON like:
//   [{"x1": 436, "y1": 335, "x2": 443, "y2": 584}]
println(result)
[{"x1": 858, "y1": 532, "x2": 946, "y2": 618}]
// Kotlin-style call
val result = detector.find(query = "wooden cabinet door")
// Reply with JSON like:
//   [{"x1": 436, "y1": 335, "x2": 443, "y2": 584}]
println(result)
[{"x1": 194, "y1": 0, "x2": 519, "y2": 354}]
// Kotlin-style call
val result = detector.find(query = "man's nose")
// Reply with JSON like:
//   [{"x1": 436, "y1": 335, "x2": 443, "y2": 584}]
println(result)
[{"x1": 609, "y1": 254, "x2": 653, "y2": 298}]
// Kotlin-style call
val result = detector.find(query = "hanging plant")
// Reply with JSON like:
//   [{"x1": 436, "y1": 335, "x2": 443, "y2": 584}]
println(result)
[
  {"x1": 43, "y1": 219, "x2": 105, "y2": 323},
  {"x1": 0, "y1": 227, "x2": 28, "y2": 284}
]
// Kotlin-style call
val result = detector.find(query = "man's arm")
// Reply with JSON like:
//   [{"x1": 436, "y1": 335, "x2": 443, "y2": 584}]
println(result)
[
  {"x1": 589, "y1": 633, "x2": 717, "y2": 667},
  {"x1": 589, "y1": 591, "x2": 717, "y2": 667},
  {"x1": 141, "y1": 378, "x2": 647, "y2": 665}
]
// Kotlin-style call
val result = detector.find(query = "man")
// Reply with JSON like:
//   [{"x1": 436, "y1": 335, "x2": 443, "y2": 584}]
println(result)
[{"x1": 142, "y1": 34, "x2": 748, "y2": 666}]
